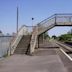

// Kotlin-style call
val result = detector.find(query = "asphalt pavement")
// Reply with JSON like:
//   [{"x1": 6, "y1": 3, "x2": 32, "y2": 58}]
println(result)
[
  {"x1": 0, "y1": 54, "x2": 67, "y2": 72},
  {"x1": 0, "y1": 39, "x2": 72, "y2": 72}
]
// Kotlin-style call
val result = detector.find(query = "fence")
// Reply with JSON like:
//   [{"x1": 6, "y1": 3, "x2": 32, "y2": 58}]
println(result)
[
  {"x1": 10, "y1": 25, "x2": 33, "y2": 55},
  {"x1": 0, "y1": 36, "x2": 13, "y2": 57}
]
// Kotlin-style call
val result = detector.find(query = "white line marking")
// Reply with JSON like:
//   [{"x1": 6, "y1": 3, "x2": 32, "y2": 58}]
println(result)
[{"x1": 60, "y1": 48, "x2": 72, "y2": 61}]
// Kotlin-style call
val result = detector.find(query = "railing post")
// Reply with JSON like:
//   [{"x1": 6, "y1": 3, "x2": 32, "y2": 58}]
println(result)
[
  {"x1": 69, "y1": 17, "x2": 71, "y2": 23},
  {"x1": 55, "y1": 14, "x2": 57, "y2": 25},
  {"x1": 8, "y1": 41, "x2": 11, "y2": 56},
  {"x1": 38, "y1": 35, "x2": 40, "y2": 48}
]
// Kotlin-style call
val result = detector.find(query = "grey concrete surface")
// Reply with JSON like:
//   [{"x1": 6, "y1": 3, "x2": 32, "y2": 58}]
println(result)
[
  {"x1": 69, "y1": 54, "x2": 72, "y2": 58},
  {"x1": 39, "y1": 39, "x2": 59, "y2": 48},
  {"x1": 57, "y1": 49, "x2": 72, "y2": 72},
  {"x1": 33, "y1": 49, "x2": 57, "y2": 56},
  {"x1": 0, "y1": 39, "x2": 72, "y2": 72},
  {"x1": 0, "y1": 54, "x2": 67, "y2": 72}
]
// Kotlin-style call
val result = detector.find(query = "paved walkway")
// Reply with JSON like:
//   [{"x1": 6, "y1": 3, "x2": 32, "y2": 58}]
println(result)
[
  {"x1": 0, "y1": 50, "x2": 68, "y2": 72},
  {"x1": 39, "y1": 39, "x2": 59, "y2": 48},
  {"x1": 0, "y1": 40, "x2": 72, "y2": 72}
]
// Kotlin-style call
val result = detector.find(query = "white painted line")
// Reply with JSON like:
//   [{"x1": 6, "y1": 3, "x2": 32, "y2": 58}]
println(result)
[{"x1": 60, "y1": 48, "x2": 72, "y2": 61}]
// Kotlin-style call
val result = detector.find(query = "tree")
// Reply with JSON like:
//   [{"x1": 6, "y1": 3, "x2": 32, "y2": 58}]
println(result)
[
  {"x1": 43, "y1": 32, "x2": 50, "y2": 39},
  {"x1": 0, "y1": 30, "x2": 2, "y2": 33},
  {"x1": 52, "y1": 35, "x2": 57, "y2": 39},
  {"x1": 67, "y1": 29, "x2": 72, "y2": 34},
  {"x1": 6, "y1": 33, "x2": 10, "y2": 36},
  {"x1": 0, "y1": 30, "x2": 3, "y2": 36},
  {"x1": 58, "y1": 34, "x2": 72, "y2": 42}
]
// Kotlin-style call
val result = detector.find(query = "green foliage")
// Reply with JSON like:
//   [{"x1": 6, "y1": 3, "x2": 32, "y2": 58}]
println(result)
[
  {"x1": 3, "y1": 53, "x2": 8, "y2": 57},
  {"x1": 39, "y1": 32, "x2": 50, "y2": 39},
  {"x1": 0, "y1": 30, "x2": 2, "y2": 33},
  {"x1": 44, "y1": 32, "x2": 50, "y2": 39},
  {"x1": 67, "y1": 29, "x2": 72, "y2": 34},
  {"x1": 58, "y1": 34, "x2": 72, "y2": 42},
  {"x1": 52, "y1": 35, "x2": 57, "y2": 39}
]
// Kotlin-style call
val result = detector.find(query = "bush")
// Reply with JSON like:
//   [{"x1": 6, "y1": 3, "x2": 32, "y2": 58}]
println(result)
[{"x1": 58, "y1": 34, "x2": 72, "y2": 42}]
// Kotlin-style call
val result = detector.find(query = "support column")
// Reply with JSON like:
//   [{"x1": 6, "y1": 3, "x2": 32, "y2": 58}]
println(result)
[
  {"x1": 38, "y1": 35, "x2": 40, "y2": 48},
  {"x1": 43, "y1": 33, "x2": 45, "y2": 43}
]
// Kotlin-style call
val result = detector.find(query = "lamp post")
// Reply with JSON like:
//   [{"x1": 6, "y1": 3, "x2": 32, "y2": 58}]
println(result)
[
  {"x1": 17, "y1": 6, "x2": 19, "y2": 34},
  {"x1": 32, "y1": 18, "x2": 34, "y2": 30}
]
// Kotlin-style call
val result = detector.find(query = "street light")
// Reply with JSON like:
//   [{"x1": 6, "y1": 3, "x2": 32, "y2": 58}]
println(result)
[
  {"x1": 17, "y1": 6, "x2": 19, "y2": 34},
  {"x1": 32, "y1": 18, "x2": 34, "y2": 30}
]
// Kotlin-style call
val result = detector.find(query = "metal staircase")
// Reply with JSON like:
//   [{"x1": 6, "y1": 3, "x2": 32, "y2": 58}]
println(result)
[
  {"x1": 14, "y1": 35, "x2": 31, "y2": 54},
  {"x1": 30, "y1": 26, "x2": 38, "y2": 53},
  {"x1": 9, "y1": 14, "x2": 72, "y2": 55},
  {"x1": 10, "y1": 25, "x2": 32, "y2": 55},
  {"x1": 30, "y1": 14, "x2": 72, "y2": 54}
]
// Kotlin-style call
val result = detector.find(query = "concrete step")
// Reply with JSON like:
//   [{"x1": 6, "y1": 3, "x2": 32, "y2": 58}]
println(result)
[{"x1": 14, "y1": 35, "x2": 31, "y2": 54}]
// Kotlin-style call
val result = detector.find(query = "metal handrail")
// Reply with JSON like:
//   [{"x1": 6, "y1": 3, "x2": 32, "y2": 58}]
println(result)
[
  {"x1": 30, "y1": 13, "x2": 72, "y2": 53},
  {"x1": 9, "y1": 13, "x2": 72, "y2": 54},
  {"x1": 10, "y1": 25, "x2": 33, "y2": 55},
  {"x1": 30, "y1": 26, "x2": 38, "y2": 54}
]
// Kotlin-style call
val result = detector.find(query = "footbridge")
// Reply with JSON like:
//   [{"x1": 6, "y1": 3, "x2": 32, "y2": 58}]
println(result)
[
  {"x1": 9, "y1": 13, "x2": 72, "y2": 55},
  {"x1": 30, "y1": 13, "x2": 72, "y2": 53},
  {"x1": 37, "y1": 13, "x2": 72, "y2": 35},
  {"x1": 1, "y1": 13, "x2": 72, "y2": 72}
]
